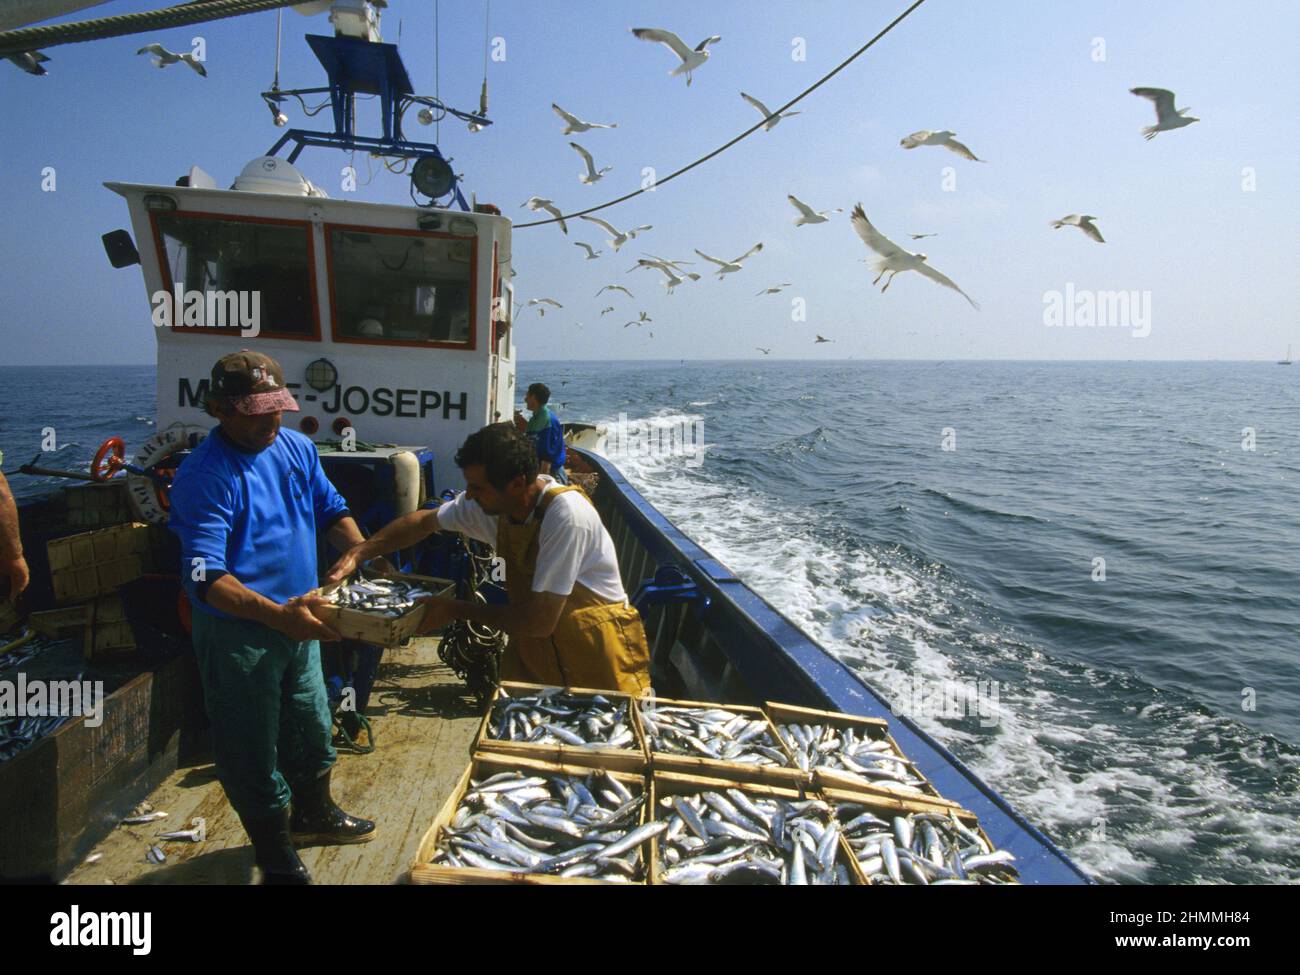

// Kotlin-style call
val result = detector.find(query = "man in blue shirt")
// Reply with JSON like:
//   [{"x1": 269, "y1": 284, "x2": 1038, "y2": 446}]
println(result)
[
  {"x1": 169, "y1": 350, "x2": 376, "y2": 885},
  {"x1": 514, "y1": 382, "x2": 568, "y2": 484}
]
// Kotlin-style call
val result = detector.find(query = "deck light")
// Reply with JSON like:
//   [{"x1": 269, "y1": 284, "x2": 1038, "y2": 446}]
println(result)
[{"x1": 305, "y1": 357, "x2": 338, "y2": 392}]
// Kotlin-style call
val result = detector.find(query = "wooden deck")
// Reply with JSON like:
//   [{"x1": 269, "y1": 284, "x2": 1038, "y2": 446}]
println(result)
[{"x1": 62, "y1": 637, "x2": 482, "y2": 885}]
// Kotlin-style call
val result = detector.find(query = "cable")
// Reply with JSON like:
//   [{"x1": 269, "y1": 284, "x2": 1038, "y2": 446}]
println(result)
[{"x1": 516, "y1": 0, "x2": 929, "y2": 229}]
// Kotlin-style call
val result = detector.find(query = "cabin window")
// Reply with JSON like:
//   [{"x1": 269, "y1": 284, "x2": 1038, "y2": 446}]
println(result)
[
  {"x1": 327, "y1": 228, "x2": 474, "y2": 347},
  {"x1": 154, "y1": 213, "x2": 317, "y2": 338}
]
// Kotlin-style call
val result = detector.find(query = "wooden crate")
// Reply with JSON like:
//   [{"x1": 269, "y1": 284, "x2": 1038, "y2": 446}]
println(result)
[
  {"x1": 0, "y1": 599, "x2": 19, "y2": 637},
  {"x1": 472, "y1": 681, "x2": 649, "y2": 773},
  {"x1": 84, "y1": 595, "x2": 136, "y2": 663},
  {"x1": 648, "y1": 770, "x2": 859, "y2": 885},
  {"x1": 819, "y1": 785, "x2": 1014, "y2": 885},
  {"x1": 63, "y1": 481, "x2": 134, "y2": 529},
  {"x1": 411, "y1": 753, "x2": 650, "y2": 885},
  {"x1": 636, "y1": 696, "x2": 805, "y2": 788},
  {"x1": 310, "y1": 572, "x2": 453, "y2": 647},
  {"x1": 46, "y1": 522, "x2": 168, "y2": 603},
  {"x1": 765, "y1": 701, "x2": 959, "y2": 807},
  {"x1": 27, "y1": 604, "x2": 89, "y2": 639}
]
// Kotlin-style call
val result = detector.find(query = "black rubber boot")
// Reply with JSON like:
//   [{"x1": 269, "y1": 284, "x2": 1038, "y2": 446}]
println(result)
[
  {"x1": 290, "y1": 769, "x2": 377, "y2": 845},
  {"x1": 243, "y1": 808, "x2": 312, "y2": 885}
]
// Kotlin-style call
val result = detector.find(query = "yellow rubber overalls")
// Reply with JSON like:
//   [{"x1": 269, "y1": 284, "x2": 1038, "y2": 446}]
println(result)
[{"x1": 495, "y1": 484, "x2": 651, "y2": 694}]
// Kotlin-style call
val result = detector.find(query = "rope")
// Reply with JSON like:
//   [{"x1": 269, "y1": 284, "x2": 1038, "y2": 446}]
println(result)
[
  {"x1": 0, "y1": 0, "x2": 307, "y2": 58},
  {"x1": 515, "y1": 0, "x2": 929, "y2": 229}
]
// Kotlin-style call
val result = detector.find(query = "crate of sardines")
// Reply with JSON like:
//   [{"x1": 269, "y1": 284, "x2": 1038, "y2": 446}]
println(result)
[
  {"x1": 636, "y1": 697, "x2": 803, "y2": 787},
  {"x1": 822, "y1": 786, "x2": 1020, "y2": 885},
  {"x1": 411, "y1": 754, "x2": 656, "y2": 885},
  {"x1": 309, "y1": 571, "x2": 452, "y2": 647},
  {"x1": 474, "y1": 681, "x2": 648, "y2": 773},
  {"x1": 649, "y1": 771, "x2": 860, "y2": 885},
  {"x1": 765, "y1": 701, "x2": 959, "y2": 807}
]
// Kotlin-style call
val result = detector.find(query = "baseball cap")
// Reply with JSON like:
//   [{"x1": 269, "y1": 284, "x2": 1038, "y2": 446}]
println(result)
[{"x1": 210, "y1": 350, "x2": 299, "y2": 415}]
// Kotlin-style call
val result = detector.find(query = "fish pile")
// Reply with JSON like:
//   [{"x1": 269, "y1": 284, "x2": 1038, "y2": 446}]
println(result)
[
  {"x1": 777, "y1": 722, "x2": 930, "y2": 796},
  {"x1": 639, "y1": 702, "x2": 787, "y2": 765},
  {"x1": 834, "y1": 803, "x2": 1019, "y2": 885},
  {"x1": 656, "y1": 789, "x2": 852, "y2": 885},
  {"x1": 0, "y1": 712, "x2": 72, "y2": 762},
  {"x1": 324, "y1": 576, "x2": 439, "y2": 617},
  {"x1": 0, "y1": 632, "x2": 68, "y2": 673},
  {"x1": 488, "y1": 688, "x2": 636, "y2": 749},
  {"x1": 429, "y1": 769, "x2": 663, "y2": 881}
]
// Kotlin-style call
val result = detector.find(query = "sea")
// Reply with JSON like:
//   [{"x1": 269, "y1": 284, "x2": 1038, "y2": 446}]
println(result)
[{"x1": 1, "y1": 359, "x2": 1297, "y2": 884}]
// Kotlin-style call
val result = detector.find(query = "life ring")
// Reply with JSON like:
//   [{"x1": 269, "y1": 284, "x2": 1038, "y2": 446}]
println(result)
[{"x1": 127, "y1": 423, "x2": 209, "y2": 524}]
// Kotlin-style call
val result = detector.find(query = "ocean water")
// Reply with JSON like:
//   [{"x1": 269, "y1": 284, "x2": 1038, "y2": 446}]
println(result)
[{"x1": 1, "y1": 360, "x2": 1297, "y2": 884}]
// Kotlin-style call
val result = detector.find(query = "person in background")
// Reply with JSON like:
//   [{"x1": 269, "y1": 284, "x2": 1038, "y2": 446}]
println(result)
[
  {"x1": 514, "y1": 382, "x2": 569, "y2": 484},
  {"x1": 0, "y1": 456, "x2": 30, "y2": 600},
  {"x1": 169, "y1": 350, "x2": 377, "y2": 885}
]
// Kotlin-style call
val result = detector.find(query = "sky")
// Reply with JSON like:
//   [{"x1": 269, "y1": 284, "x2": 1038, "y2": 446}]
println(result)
[{"x1": 0, "y1": 0, "x2": 1297, "y2": 365}]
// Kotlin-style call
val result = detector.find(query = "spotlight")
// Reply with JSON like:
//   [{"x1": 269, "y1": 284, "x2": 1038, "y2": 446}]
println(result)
[{"x1": 417, "y1": 107, "x2": 434, "y2": 125}]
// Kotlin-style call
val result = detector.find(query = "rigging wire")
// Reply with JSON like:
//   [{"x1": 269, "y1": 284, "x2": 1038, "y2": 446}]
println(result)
[
  {"x1": 434, "y1": 0, "x2": 441, "y2": 144},
  {"x1": 515, "y1": 0, "x2": 929, "y2": 229}
]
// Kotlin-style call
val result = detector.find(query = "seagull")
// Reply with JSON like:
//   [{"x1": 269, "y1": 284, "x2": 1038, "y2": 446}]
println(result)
[
  {"x1": 741, "y1": 92, "x2": 801, "y2": 131},
  {"x1": 899, "y1": 130, "x2": 982, "y2": 161},
  {"x1": 137, "y1": 44, "x2": 207, "y2": 77},
  {"x1": 570, "y1": 142, "x2": 612, "y2": 184},
  {"x1": 643, "y1": 263, "x2": 699, "y2": 294},
  {"x1": 521, "y1": 197, "x2": 568, "y2": 234},
  {"x1": 1050, "y1": 214, "x2": 1105, "y2": 243},
  {"x1": 756, "y1": 347, "x2": 772, "y2": 355},
  {"x1": 787, "y1": 194, "x2": 843, "y2": 227},
  {"x1": 850, "y1": 204, "x2": 979, "y2": 309},
  {"x1": 574, "y1": 242, "x2": 602, "y2": 260},
  {"x1": 694, "y1": 243, "x2": 763, "y2": 278},
  {"x1": 552, "y1": 103, "x2": 618, "y2": 134},
  {"x1": 814, "y1": 334, "x2": 832, "y2": 344},
  {"x1": 527, "y1": 297, "x2": 563, "y2": 316},
  {"x1": 630, "y1": 28, "x2": 721, "y2": 86},
  {"x1": 579, "y1": 215, "x2": 651, "y2": 250},
  {"x1": 7, "y1": 50, "x2": 50, "y2": 75},
  {"x1": 1130, "y1": 87, "x2": 1199, "y2": 140},
  {"x1": 624, "y1": 319, "x2": 646, "y2": 328},
  {"x1": 599, "y1": 306, "x2": 616, "y2": 316},
  {"x1": 909, "y1": 232, "x2": 938, "y2": 240},
  {"x1": 756, "y1": 283, "x2": 793, "y2": 296},
  {"x1": 596, "y1": 284, "x2": 634, "y2": 298}
]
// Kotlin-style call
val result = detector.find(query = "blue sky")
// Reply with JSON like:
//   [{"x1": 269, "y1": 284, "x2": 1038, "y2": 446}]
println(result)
[{"x1": 1, "y1": 0, "x2": 1297, "y2": 364}]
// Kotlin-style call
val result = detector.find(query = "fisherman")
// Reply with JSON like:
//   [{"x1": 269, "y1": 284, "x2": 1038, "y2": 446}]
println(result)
[
  {"x1": 514, "y1": 382, "x2": 569, "y2": 484},
  {"x1": 0, "y1": 457, "x2": 29, "y2": 600},
  {"x1": 168, "y1": 350, "x2": 377, "y2": 885},
  {"x1": 328, "y1": 423, "x2": 652, "y2": 694}
]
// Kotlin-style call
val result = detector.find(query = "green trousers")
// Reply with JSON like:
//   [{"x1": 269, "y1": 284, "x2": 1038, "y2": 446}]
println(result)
[{"x1": 191, "y1": 612, "x2": 336, "y2": 820}]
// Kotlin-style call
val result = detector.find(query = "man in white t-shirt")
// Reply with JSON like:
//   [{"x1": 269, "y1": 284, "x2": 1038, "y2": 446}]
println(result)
[{"x1": 328, "y1": 424, "x2": 651, "y2": 693}]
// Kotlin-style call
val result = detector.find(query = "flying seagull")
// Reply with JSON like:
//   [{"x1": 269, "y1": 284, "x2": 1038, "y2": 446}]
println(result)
[
  {"x1": 574, "y1": 242, "x2": 602, "y2": 260},
  {"x1": 899, "y1": 130, "x2": 982, "y2": 161},
  {"x1": 641, "y1": 262, "x2": 699, "y2": 294},
  {"x1": 137, "y1": 44, "x2": 207, "y2": 77},
  {"x1": 552, "y1": 103, "x2": 618, "y2": 134},
  {"x1": 623, "y1": 319, "x2": 647, "y2": 328},
  {"x1": 630, "y1": 28, "x2": 721, "y2": 86},
  {"x1": 909, "y1": 232, "x2": 938, "y2": 240},
  {"x1": 814, "y1": 334, "x2": 832, "y2": 344},
  {"x1": 596, "y1": 284, "x2": 635, "y2": 298},
  {"x1": 787, "y1": 194, "x2": 842, "y2": 227},
  {"x1": 694, "y1": 242, "x2": 763, "y2": 278},
  {"x1": 521, "y1": 196, "x2": 568, "y2": 234},
  {"x1": 580, "y1": 215, "x2": 651, "y2": 250},
  {"x1": 756, "y1": 347, "x2": 772, "y2": 355},
  {"x1": 527, "y1": 298, "x2": 563, "y2": 316},
  {"x1": 599, "y1": 306, "x2": 616, "y2": 316},
  {"x1": 850, "y1": 204, "x2": 979, "y2": 309},
  {"x1": 740, "y1": 91, "x2": 801, "y2": 131},
  {"x1": 1050, "y1": 214, "x2": 1105, "y2": 243},
  {"x1": 570, "y1": 142, "x2": 612, "y2": 184},
  {"x1": 756, "y1": 283, "x2": 793, "y2": 296},
  {"x1": 7, "y1": 50, "x2": 50, "y2": 75},
  {"x1": 1130, "y1": 87, "x2": 1199, "y2": 140}
]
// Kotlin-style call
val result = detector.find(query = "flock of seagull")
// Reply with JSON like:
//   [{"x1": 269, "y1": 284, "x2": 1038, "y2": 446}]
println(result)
[
  {"x1": 517, "y1": 26, "x2": 1203, "y2": 351},
  {"x1": 8, "y1": 42, "x2": 208, "y2": 76}
]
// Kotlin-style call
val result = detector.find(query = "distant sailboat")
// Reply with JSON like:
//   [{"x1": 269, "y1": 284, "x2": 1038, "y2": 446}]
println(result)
[{"x1": 1280, "y1": 344, "x2": 1293, "y2": 365}]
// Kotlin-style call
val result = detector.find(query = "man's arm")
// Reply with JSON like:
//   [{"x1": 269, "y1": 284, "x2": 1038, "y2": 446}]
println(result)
[
  {"x1": 0, "y1": 471, "x2": 29, "y2": 599},
  {"x1": 421, "y1": 590, "x2": 567, "y2": 640},
  {"x1": 325, "y1": 507, "x2": 441, "y2": 581},
  {"x1": 204, "y1": 574, "x2": 339, "y2": 642}
]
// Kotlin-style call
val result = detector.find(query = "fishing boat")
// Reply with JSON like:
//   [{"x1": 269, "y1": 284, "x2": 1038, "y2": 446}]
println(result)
[{"x1": 0, "y1": 0, "x2": 1088, "y2": 884}]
